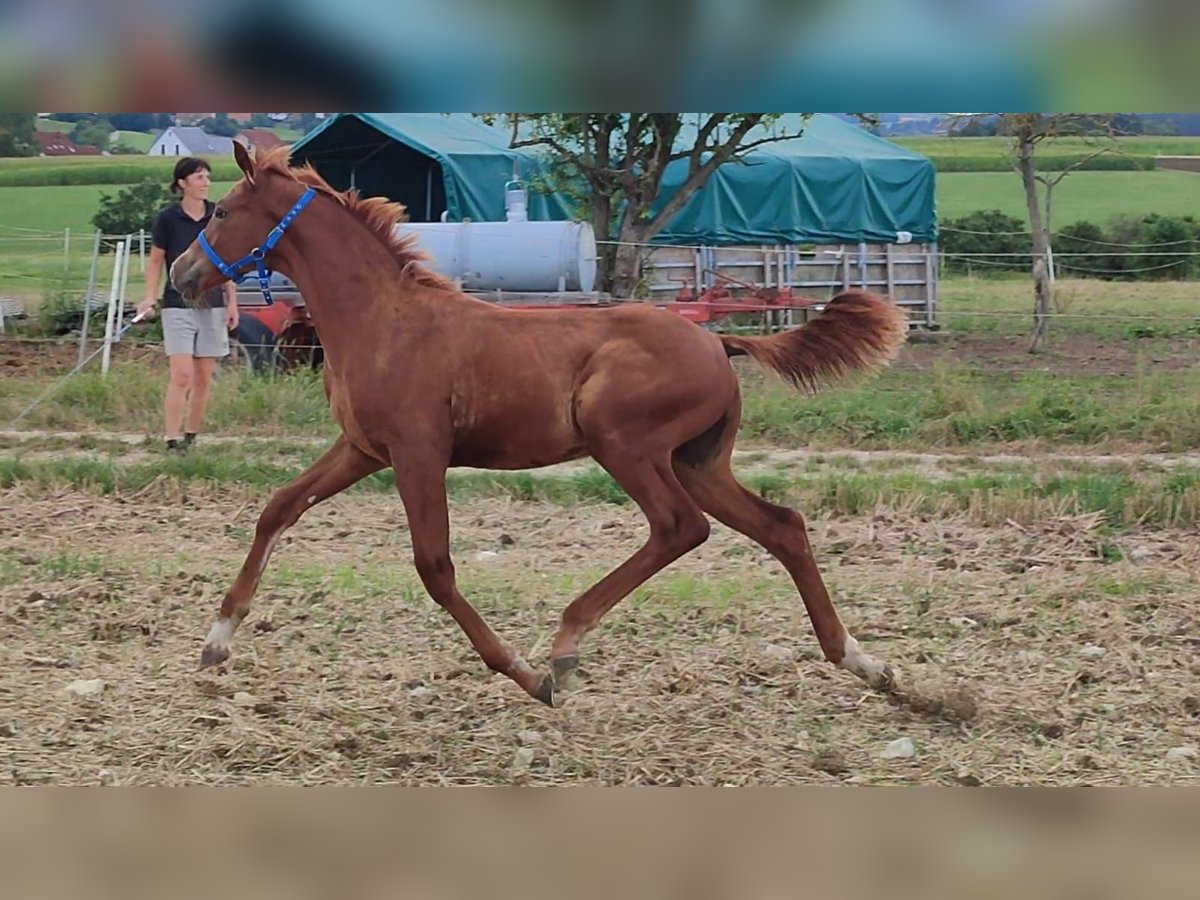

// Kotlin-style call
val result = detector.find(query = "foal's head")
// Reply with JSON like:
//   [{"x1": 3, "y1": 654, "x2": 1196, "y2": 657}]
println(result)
[
  {"x1": 170, "y1": 142, "x2": 309, "y2": 306},
  {"x1": 171, "y1": 142, "x2": 443, "y2": 306}
]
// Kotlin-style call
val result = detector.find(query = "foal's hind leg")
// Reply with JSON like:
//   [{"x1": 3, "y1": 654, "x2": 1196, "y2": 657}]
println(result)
[
  {"x1": 675, "y1": 461, "x2": 895, "y2": 691},
  {"x1": 200, "y1": 437, "x2": 383, "y2": 667},
  {"x1": 547, "y1": 450, "x2": 711, "y2": 693}
]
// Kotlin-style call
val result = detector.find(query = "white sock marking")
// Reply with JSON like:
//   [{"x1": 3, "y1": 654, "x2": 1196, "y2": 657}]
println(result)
[
  {"x1": 205, "y1": 617, "x2": 235, "y2": 652},
  {"x1": 841, "y1": 633, "x2": 890, "y2": 686}
]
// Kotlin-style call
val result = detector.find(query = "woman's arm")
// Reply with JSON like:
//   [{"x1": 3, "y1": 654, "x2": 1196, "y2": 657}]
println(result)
[{"x1": 136, "y1": 246, "x2": 167, "y2": 318}]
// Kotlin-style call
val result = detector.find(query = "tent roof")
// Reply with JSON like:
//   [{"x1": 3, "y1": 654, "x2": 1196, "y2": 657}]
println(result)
[
  {"x1": 652, "y1": 114, "x2": 937, "y2": 245},
  {"x1": 292, "y1": 113, "x2": 937, "y2": 243}
]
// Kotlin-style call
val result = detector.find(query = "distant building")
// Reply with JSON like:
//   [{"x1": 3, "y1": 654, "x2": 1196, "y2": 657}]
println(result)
[
  {"x1": 147, "y1": 126, "x2": 236, "y2": 157},
  {"x1": 33, "y1": 132, "x2": 102, "y2": 157},
  {"x1": 235, "y1": 129, "x2": 286, "y2": 153}
]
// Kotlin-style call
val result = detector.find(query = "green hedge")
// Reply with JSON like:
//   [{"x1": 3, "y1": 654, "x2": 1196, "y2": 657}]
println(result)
[
  {"x1": 0, "y1": 160, "x2": 243, "y2": 187},
  {"x1": 941, "y1": 210, "x2": 1200, "y2": 279},
  {"x1": 928, "y1": 154, "x2": 1154, "y2": 173}
]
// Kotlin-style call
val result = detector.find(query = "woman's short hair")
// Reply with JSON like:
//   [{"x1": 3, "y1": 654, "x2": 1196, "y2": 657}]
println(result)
[{"x1": 170, "y1": 157, "x2": 212, "y2": 195}]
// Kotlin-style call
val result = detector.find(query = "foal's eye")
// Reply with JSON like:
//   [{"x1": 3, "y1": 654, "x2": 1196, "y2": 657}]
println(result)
[{"x1": 214, "y1": 207, "x2": 228, "y2": 219}]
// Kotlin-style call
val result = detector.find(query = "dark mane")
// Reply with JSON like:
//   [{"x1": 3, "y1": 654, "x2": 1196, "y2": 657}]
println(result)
[{"x1": 256, "y1": 146, "x2": 454, "y2": 290}]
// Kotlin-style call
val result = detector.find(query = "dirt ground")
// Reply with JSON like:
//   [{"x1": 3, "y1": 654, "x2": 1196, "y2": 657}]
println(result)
[
  {"x1": 2, "y1": 326, "x2": 1197, "y2": 379},
  {"x1": 2, "y1": 485, "x2": 1197, "y2": 785}
]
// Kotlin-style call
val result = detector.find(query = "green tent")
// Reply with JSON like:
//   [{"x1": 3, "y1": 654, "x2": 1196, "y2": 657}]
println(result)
[
  {"x1": 290, "y1": 113, "x2": 935, "y2": 243},
  {"x1": 652, "y1": 114, "x2": 936, "y2": 246},
  {"x1": 289, "y1": 113, "x2": 574, "y2": 223}
]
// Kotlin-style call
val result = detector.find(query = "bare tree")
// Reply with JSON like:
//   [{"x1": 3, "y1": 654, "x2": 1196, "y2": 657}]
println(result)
[
  {"x1": 958, "y1": 114, "x2": 1121, "y2": 352},
  {"x1": 478, "y1": 114, "x2": 819, "y2": 297}
]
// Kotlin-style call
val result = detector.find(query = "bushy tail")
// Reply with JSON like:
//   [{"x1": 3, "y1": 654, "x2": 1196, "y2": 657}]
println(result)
[{"x1": 719, "y1": 291, "x2": 908, "y2": 392}]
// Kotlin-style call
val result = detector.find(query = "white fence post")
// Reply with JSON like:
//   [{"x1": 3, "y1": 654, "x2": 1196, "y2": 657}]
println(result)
[
  {"x1": 101, "y1": 240, "x2": 126, "y2": 376},
  {"x1": 77, "y1": 230, "x2": 103, "y2": 366},
  {"x1": 115, "y1": 234, "x2": 132, "y2": 339}
]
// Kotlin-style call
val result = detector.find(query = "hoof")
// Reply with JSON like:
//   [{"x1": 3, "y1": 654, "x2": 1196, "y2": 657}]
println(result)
[
  {"x1": 841, "y1": 635, "x2": 896, "y2": 693},
  {"x1": 199, "y1": 644, "x2": 230, "y2": 669},
  {"x1": 872, "y1": 664, "x2": 897, "y2": 693},
  {"x1": 550, "y1": 655, "x2": 579, "y2": 683},
  {"x1": 534, "y1": 673, "x2": 557, "y2": 708}
]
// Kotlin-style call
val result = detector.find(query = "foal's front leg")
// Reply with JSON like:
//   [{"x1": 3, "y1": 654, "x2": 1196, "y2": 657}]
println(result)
[
  {"x1": 392, "y1": 459, "x2": 550, "y2": 703},
  {"x1": 200, "y1": 437, "x2": 383, "y2": 667}
]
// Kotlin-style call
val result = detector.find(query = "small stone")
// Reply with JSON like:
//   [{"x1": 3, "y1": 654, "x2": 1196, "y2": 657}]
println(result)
[
  {"x1": 18, "y1": 554, "x2": 36, "y2": 565},
  {"x1": 762, "y1": 643, "x2": 796, "y2": 663},
  {"x1": 1129, "y1": 546, "x2": 1153, "y2": 562},
  {"x1": 0, "y1": 723, "x2": 15, "y2": 738},
  {"x1": 812, "y1": 750, "x2": 849, "y2": 775},
  {"x1": 517, "y1": 730, "x2": 542, "y2": 746},
  {"x1": 513, "y1": 747, "x2": 535, "y2": 769},
  {"x1": 880, "y1": 737, "x2": 916, "y2": 760},
  {"x1": 949, "y1": 616, "x2": 978, "y2": 628},
  {"x1": 1165, "y1": 745, "x2": 1197, "y2": 762},
  {"x1": 409, "y1": 686, "x2": 434, "y2": 704},
  {"x1": 1079, "y1": 645, "x2": 1106, "y2": 658},
  {"x1": 65, "y1": 678, "x2": 105, "y2": 696},
  {"x1": 232, "y1": 691, "x2": 258, "y2": 707},
  {"x1": 98, "y1": 769, "x2": 116, "y2": 786},
  {"x1": 498, "y1": 533, "x2": 515, "y2": 547},
  {"x1": 473, "y1": 550, "x2": 500, "y2": 562}
]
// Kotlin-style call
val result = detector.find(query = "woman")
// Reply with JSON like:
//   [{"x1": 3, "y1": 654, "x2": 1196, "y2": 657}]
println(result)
[{"x1": 136, "y1": 157, "x2": 239, "y2": 452}]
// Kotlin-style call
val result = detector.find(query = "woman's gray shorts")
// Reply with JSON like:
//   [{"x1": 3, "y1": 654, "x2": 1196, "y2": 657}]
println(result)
[{"x1": 161, "y1": 307, "x2": 230, "y2": 359}]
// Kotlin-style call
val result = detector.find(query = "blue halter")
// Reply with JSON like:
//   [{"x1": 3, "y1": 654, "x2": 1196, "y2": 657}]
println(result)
[{"x1": 197, "y1": 187, "x2": 316, "y2": 305}]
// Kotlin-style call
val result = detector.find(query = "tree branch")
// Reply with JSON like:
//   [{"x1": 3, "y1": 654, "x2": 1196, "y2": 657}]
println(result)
[
  {"x1": 646, "y1": 116, "x2": 765, "y2": 234},
  {"x1": 1044, "y1": 146, "x2": 1118, "y2": 187}
]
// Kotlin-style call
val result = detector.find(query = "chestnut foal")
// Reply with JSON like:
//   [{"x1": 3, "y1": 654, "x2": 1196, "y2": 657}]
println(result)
[{"x1": 171, "y1": 143, "x2": 908, "y2": 705}]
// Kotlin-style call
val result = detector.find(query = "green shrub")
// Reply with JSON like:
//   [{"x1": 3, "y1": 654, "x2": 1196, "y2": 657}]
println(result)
[
  {"x1": 940, "y1": 210, "x2": 1030, "y2": 274},
  {"x1": 90, "y1": 180, "x2": 173, "y2": 250}
]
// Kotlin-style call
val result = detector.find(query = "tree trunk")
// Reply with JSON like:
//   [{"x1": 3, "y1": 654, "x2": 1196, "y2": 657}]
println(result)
[
  {"x1": 1017, "y1": 138, "x2": 1052, "y2": 353},
  {"x1": 608, "y1": 232, "x2": 649, "y2": 299},
  {"x1": 592, "y1": 193, "x2": 617, "y2": 295}
]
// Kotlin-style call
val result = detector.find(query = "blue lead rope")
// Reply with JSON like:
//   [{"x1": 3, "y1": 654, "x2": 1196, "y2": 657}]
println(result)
[{"x1": 198, "y1": 186, "x2": 316, "y2": 305}]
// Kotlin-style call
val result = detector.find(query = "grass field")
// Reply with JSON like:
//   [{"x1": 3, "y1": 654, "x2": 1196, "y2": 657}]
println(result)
[
  {"x1": 0, "y1": 182, "x2": 239, "y2": 234},
  {"x1": 109, "y1": 131, "x2": 155, "y2": 153},
  {"x1": 893, "y1": 135, "x2": 1200, "y2": 171},
  {"x1": 0, "y1": 156, "x2": 244, "y2": 187},
  {"x1": 0, "y1": 182, "x2": 238, "y2": 295},
  {"x1": 33, "y1": 119, "x2": 74, "y2": 134},
  {"x1": 935, "y1": 171, "x2": 1200, "y2": 222}
]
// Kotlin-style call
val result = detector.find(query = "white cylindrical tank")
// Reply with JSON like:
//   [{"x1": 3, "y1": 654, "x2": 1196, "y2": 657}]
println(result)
[
  {"x1": 396, "y1": 220, "x2": 598, "y2": 294},
  {"x1": 504, "y1": 178, "x2": 529, "y2": 222}
]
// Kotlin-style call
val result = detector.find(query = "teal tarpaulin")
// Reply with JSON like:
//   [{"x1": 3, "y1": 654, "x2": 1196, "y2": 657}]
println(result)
[
  {"x1": 652, "y1": 114, "x2": 936, "y2": 245},
  {"x1": 291, "y1": 113, "x2": 936, "y2": 244}
]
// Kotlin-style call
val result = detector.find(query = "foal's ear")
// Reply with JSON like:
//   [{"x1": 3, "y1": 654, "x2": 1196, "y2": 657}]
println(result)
[{"x1": 233, "y1": 141, "x2": 256, "y2": 185}]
